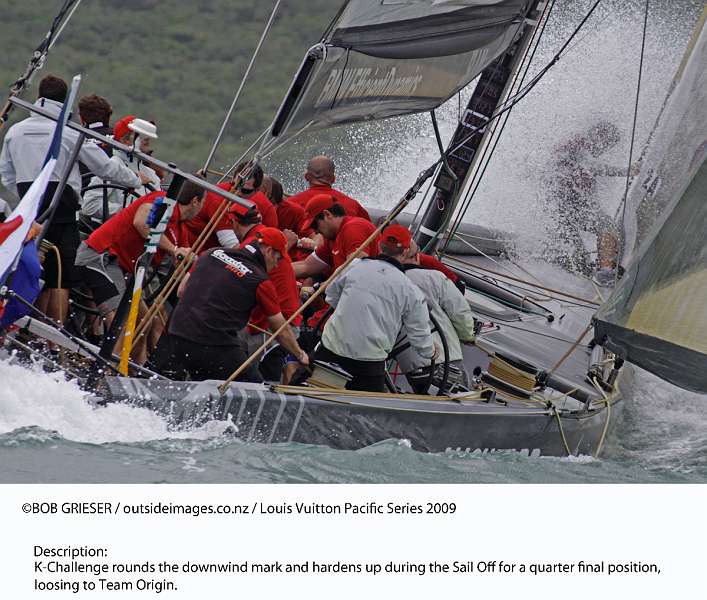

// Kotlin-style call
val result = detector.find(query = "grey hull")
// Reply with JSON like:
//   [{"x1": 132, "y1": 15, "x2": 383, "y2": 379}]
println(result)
[{"x1": 103, "y1": 378, "x2": 621, "y2": 456}]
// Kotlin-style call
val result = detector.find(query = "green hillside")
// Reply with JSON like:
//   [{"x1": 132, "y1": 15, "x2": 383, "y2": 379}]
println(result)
[{"x1": 0, "y1": 0, "x2": 339, "y2": 179}]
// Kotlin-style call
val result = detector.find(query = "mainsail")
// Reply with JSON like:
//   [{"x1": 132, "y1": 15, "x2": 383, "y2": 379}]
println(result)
[
  {"x1": 268, "y1": 0, "x2": 530, "y2": 145},
  {"x1": 594, "y1": 15, "x2": 707, "y2": 394}
]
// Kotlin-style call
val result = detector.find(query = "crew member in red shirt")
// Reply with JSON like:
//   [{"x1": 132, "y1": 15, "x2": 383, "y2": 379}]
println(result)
[
  {"x1": 230, "y1": 206, "x2": 302, "y2": 330},
  {"x1": 152, "y1": 228, "x2": 308, "y2": 381},
  {"x1": 288, "y1": 155, "x2": 370, "y2": 222},
  {"x1": 187, "y1": 161, "x2": 277, "y2": 250},
  {"x1": 260, "y1": 175, "x2": 304, "y2": 233},
  {"x1": 75, "y1": 179, "x2": 205, "y2": 326},
  {"x1": 230, "y1": 205, "x2": 303, "y2": 381},
  {"x1": 292, "y1": 194, "x2": 379, "y2": 279},
  {"x1": 74, "y1": 179, "x2": 205, "y2": 362}
]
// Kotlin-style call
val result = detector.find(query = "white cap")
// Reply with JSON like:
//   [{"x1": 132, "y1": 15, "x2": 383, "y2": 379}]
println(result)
[{"x1": 128, "y1": 118, "x2": 158, "y2": 139}]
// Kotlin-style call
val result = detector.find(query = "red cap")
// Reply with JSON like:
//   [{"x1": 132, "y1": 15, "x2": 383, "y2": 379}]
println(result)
[
  {"x1": 301, "y1": 193, "x2": 336, "y2": 230},
  {"x1": 113, "y1": 115, "x2": 136, "y2": 141},
  {"x1": 227, "y1": 201, "x2": 260, "y2": 224},
  {"x1": 256, "y1": 227, "x2": 288, "y2": 256},
  {"x1": 381, "y1": 224, "x2": 412, "y2": 250}
]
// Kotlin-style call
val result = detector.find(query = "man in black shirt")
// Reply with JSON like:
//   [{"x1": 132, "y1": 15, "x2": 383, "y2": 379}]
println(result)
[{"x1": 153, "y1": 227, "x2": 308, "y2": 381}]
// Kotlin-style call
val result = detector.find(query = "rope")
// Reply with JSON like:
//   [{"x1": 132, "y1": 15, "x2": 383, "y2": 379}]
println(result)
[
  {"x1": 442, "y1": 255, "x2": 601, "y2": 307},
  {"x1": 419, "y1": 110, "x2": 459, "y2": 253},
  {"x1": 615, "y1": 0, "x2": 650, "y2": 276},
  {"x1": 410, "y1": 167, "x2": 438, "y2": 235},
  {"x1": 272, "y1": 384, "x2": 488, "y2": 403},
  {"x1": 590, "y1": 375, "x2": 612, "y2": 458},
  {"x1": 217, "y1": 163, "x2": 439, "y2": 393},
  {"x1": 546, "y1": 323, "x2": 592, "y2": 378},
  {"x1": 202, "y1": 0, "x2": 283, "y2": 173},
  {"x1": 272, "y1": 385, "x2": 552, "y2": 415},
  {"x1": 41, "y1": 242, "x2": 65, "y2": 321},
  {"x1": 133, "y1": 199, "x2": 229, "y2": 343},
  {"x1": 443, "y1": 236, "x2": 549, "y2": 288},
  {"x1": 481, "y1": 319, "x2": 592, "y2": 347},
  {"x1": 552, "y1": 405, "x2": 572, "y2": 456}
]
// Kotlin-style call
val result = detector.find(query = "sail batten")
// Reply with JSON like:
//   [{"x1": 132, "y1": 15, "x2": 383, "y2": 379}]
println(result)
[{"x1": 268, "y1": 0, "x2": 530, "y2": 145}]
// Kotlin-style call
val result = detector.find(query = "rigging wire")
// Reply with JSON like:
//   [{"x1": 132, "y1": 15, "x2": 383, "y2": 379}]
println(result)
[
  {"x1": 219, "y1": 128, "x2": 269, "y2": 182},
  {"x1": 48, "y1": 0, "x2": 84, "y2": 52},
  {"x1": 409, "y1": 169, "x2": 439, "y2": 234},
  {"x1": 443, "y1": 0, "x2": 604, "y2": 167},
  {"x1": 0, "y1": 0, "x2": 83, "y2": 128},
  {"x1": 201, "y1": 0, "x2": 283, "y2": 174},
  {"x1": 615, "y1": 0, "x2": 650, "y2": 275},
  {"x1": 442, "y1": 0, "x2": 557, "y2": 254}
]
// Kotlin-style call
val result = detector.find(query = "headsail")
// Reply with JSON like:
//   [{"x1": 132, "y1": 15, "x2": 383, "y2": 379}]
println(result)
[
  {"x1": 268, "y1": 0, "x2": 530, "y2": 145},
  {"x1": 594, "y1": 15, "x2": 707, "y2": 394}
]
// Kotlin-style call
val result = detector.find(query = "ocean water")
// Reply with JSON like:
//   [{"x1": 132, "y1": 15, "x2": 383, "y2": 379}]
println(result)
[
  {"x1": 1, "y1": 0, "x2": 706, "y2": 483},
  {"x1": 0, "y1": 358, "x2": 705, "y2": 483}
]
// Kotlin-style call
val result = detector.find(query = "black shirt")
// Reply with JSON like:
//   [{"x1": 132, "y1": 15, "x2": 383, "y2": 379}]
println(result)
[{"x1": 169, "y1": 244, "x2": 280, "y2": 346}]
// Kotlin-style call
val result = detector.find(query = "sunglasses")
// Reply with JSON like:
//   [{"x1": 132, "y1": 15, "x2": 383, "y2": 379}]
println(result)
[{"x1": 240, "y1": 187, "x2": 256, "y2": 195}]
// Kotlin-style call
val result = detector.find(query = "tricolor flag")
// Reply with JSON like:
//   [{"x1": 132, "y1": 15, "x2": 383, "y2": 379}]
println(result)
[{"x1": 0, "y1": 75, "x2": 80, "y2": 325}]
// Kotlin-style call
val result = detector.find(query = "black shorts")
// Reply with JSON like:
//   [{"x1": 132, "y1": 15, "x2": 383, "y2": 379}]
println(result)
[
  {"x1": 74, "y1": 243, "x2": 128, "y2": 315},
  {"x1": 152, "y1": 332, "x2": 257, "y2": 382},
  {"x1": 314, "y1": 344, "x2": 386, "y2": 392},
  {"x1": 42, "y1": 221, "x2": 81, "y2": 289}
]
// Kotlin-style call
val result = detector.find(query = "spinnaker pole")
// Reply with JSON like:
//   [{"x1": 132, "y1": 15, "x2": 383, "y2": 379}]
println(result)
[{"x1": 415, "y1": 0, "x2": 546, "y2": 252}]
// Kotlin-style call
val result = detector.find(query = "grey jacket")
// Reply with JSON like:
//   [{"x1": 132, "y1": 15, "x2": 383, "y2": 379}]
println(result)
[
  {"x1": 0, "y1": 98, "x2": 140, "y2": 197},
  {"x1": 396, "y1": 266, "x2": 475, "y2": 372},
  {"x1": 82, "y1": 151, "x2": 160, "y2": 218},
  {"x1": 323, "y1": 257, "x2": 434, "y2": 362}
]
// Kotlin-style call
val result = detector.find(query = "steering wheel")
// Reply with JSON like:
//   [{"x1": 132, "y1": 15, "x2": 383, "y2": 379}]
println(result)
[
  {"x1": 387, "y1": 311, "x2": 451, "y2": 394},
  {"x1": 81, "y1": 183, "x2": 142, "y2": 225}
]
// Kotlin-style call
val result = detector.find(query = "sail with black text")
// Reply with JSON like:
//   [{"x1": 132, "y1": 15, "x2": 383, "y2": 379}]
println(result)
[{"x1": 268, "y1": 0, "x2": 530, "y2": 145}]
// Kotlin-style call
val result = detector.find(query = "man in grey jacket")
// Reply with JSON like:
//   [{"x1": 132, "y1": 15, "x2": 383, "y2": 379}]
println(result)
[
  {"x1": 0, "y1": 75, "x2": 146, "y2": 323},
  {"x1": 316, "y1": 224, "x2": 436, "y2": 392},
  {"x1": 397, "y1": 237, "x2": 476, "y2": 391}
]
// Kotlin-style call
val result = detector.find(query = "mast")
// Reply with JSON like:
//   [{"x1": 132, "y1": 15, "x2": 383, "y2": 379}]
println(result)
[{"x1": 415, "y1": 0, "x2": 545, "y2": 252}]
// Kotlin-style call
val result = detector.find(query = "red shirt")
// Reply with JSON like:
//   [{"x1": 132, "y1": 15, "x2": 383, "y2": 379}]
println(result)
[
  {"x1": 289, "y1": 185, "x2": 371, "y2": 225},
  {"x1": 186, "y1": 188, "x2": 233, "y2": 250},
  {"x1": 255, "y1": 280, "x2": 281, "y2": 318},
  {"x1": 241, "y1": 224, "x2": 302, "y2": 331},
  {"x1": 314, "y1": 216, "x2": 379, "y2": 270},
  {"x1": 187, "y1": 183, "x2": 278, "y2": 250},
  {"x1": 86, "y1": 191, "x2": 184, "y2": 273},
  {"x1": 418, "y1": 253, "x2": 458, "y2": 282},
  {"x1": 276, "y1": 198, "x2": 305, "y2": 232}
]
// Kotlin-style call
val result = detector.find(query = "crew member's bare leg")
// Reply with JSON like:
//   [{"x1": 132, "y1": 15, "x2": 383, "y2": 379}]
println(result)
[
  {"x1": 36, "y1": 288, "x2": 69, "y2": 324},
  {"x1": 597, "y1": 231, "x2": 618, "y2": 269}
]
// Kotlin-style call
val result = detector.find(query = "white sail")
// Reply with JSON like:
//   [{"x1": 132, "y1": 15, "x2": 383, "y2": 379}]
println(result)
[{"x1": 594, "y1": 15, "x2": 707, "y2": 394}]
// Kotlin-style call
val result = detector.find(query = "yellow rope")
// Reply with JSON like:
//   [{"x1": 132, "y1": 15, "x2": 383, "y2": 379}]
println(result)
[
  {"x1": 271, "y1": 384, "x2": 489, "y2": 402},
  {"x1": 552, "y1": 405, "x2": 572, "y2": 456},
  {"x1": 590, "y1": 375, "x2": 612, "y2": 458},
  {"x1": 487, "y1": 354, "x2": 537, "y2": 391}
]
